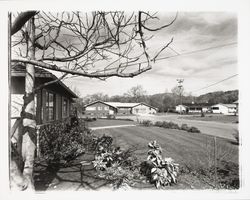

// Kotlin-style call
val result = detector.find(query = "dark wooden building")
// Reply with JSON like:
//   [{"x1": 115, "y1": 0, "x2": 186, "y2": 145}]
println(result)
[{"x1": 11, "y1": 64, "x2": 78, "y2": 125}]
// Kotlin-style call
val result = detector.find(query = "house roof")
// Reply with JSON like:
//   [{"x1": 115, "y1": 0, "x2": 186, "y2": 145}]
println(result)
[
  {"x1": 84, "y1": 100, "x2": 117, "y2": 109},
  {"x1": 11, "y1": 64, "x2": 78, "y2": 98},
  {"x1": 104, "y1": 102, "x2": 139, "y2": 108},
  {"x1": 176, "y1": 104, "x2": 188, "y2": 108},
  {"x1": 84, "y1": 101, "x2": 158, "y2": 110},
  {"x1": 212, "y1": 103, "x2": 237, "y2": 108},
  {"x1": 132, "y1": 102, "x2": 158, "y2": 110}
]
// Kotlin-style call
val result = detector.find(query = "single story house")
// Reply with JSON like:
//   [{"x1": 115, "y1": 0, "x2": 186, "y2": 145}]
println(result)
[
  {"x1": 175, "y1": 105, "x2": 188, "y2": 113},
  {"x1": 83, "y1": 101, "x2": 158, "y2": 117},
  {"x1": 184, "y1": 103, "x2": 212, "y2": 113},
  {"x1": 131, "y1": 103, "x2": 158, "y2": 115},
  {"x1": 211, "y1": 103, "x2": 237, "y2": 115},
  {"x1": 84, "y1": 101, "x2": 117, "y2": 117},
  {"x1": 105, "y1": 102, "x2": 139, "y2": 115},
  {"x1": 11, "y1": 64, "x2": 78, "y2": 126}
]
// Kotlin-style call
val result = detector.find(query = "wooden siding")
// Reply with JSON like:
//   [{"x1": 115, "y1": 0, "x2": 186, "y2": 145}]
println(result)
[{"x1": 84, "y1": 102, "x2": 116, "y2": 117}]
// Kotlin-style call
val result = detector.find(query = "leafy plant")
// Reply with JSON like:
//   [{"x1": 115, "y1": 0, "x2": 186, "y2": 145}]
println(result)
[
  {"x1": 154, "y1": 121, "x2": 180, "y2": 129},
  {"x1": 140, "y1": 141, "x2": 179, "y2": 188},
  {"x1": 140, "y1": 120, "x2": 153, "y2": 127},
  {"x1": 39, "y1": 120, "x2": 86, "y2": 165},
  {"x1": 92, "y1": 134, "x2": 139, "y2": 189},
  {"x1": 188, "y1": 126, "x2": 201, "y2": 133}
]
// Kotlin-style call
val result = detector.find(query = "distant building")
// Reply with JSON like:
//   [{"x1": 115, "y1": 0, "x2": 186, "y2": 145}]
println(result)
[
  {"x1": 131, "y1": 103, "x2": 158, "y2": 115},
  {"x1": 175, "y1": 105, "x2": 188, "y2": 113},
  {"x1": 83, "y1": 101, "x2": 158, "y2": 117},
  {"x1": 84, "y1": 101, "x2": 117, "y2": 117},
  {"x1": 185, "y1": 103, "x2": 212, "y2": 113},
  {"x1": 211, "y1": 103, "x2": 237, "y2": 115}
]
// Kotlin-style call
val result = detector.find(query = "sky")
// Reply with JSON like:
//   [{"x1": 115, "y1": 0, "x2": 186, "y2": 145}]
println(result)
[{"x1": 61, "y1": 12, "x2": 238, "y2": 97}]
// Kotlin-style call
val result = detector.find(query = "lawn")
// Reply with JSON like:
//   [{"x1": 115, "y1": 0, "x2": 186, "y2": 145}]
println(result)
[
  {"x1": 179, "y1": 114, "x2": 238, "y2": 124},
  {"x1": 85, "y1": 119, "x2": 135, "y2": 128},
  {"x1": 34, "y1": 119, "x2": 239, "y2": 190},
  {"x1": 93, "y1": 125, "x2": 239, "y2": 189}
]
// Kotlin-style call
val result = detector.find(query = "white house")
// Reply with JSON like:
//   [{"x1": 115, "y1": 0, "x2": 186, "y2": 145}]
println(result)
[
  {"x1": 131, "y1": 103, "x2": 158, "y2": 115},
  {"x1": 175, "y1": 105, "x2": 188, "y2": 113},
  {"x1": 211, "y1": 103, "x2": 237, "y2": 115},
  {"x1": 84, "y1": 101, "x2": 158, "y2": 117}
]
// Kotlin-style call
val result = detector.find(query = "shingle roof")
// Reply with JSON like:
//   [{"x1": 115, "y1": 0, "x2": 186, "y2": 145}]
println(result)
[
  {"x1": 104, "y1": 102, "x2": 139, "y2": 108},
  {"x1": 212, "y1": 103, "x2": 237, "y2": 108},
  {"x1": 84, "y1": 101, "x2": 158, "y2": 110},
  {"x1": 11, "y1": 64, "x2": 78, "y2": 98}
]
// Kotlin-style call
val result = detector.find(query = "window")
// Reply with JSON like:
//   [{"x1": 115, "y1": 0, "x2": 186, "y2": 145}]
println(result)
[
  {"x1": 45, "y1": 91, "x2": 55, "y2": 121},
  {"x1": 104, "y1": 106, "x2": 109, "y2": 110},
  {"x1": 212, "y1": 107, "x2": 219, "y2": 110},
  {"x1": 97, "y1": 106, "x2": 102, "y2": 110},
  {"x1": 62, "y1": 98, "x2": 68, "y2": 118},
  {"x1": 86, "y1": 106, "x2": 96, "y2": 111}
]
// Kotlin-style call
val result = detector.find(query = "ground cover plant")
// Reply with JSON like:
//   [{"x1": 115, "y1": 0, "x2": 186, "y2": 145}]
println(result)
[
  {"x1": 140, "y1": 141, "x2": 179, "y2": 188},
  {"x1": 140, "y1": 120, "x2": 201, "y2": 133},
  {"x1": 39, "y1": 120, "x2": 86, "y2": 166}
]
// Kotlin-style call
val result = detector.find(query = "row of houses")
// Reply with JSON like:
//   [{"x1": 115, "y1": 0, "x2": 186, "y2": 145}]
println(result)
[
  {"x1": 83, "y1": 100, "x2": 158, "y2": 117},
  {"x1": 175, "y1": 102, "x2": 238, "y2": 115}
]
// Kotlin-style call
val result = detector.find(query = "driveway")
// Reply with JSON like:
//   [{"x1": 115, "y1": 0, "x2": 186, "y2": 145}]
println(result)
[{"x1": 117, "y1": 114, "x2": 238, "y2": 140}]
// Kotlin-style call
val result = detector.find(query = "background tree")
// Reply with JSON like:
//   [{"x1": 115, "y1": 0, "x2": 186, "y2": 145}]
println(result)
[
  {"x1": 10, "y1": 11, "x2": 177, "y2": 190},
  {"x1": 124, "y1": 85, "x2": 147, "y2": 102},
  {"x1": 171, "y1": 85, "x2": 184, "y2": 105}
]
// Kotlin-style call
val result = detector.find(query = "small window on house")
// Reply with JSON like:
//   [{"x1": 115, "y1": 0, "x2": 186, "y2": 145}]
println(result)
[
  {"x1": 45, "y1": 91, "x2": 55, "y2": 121},
  {"x1": 62, "y1": 98, "x2": 68, "y2": 118},
  {"x1": 97, "y1": 106, "x2": 102, "y2": 110},
  {"x1": 212, "y1": 107, "x2": 219, "y2": 110},
  {"x1": 104, "y1": 106, "x2": 109, "y2": 110}
]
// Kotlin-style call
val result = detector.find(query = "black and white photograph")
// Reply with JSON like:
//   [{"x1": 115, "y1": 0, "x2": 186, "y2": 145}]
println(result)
[{"x1": 1, "y1": 0, "x2": 250, "y2": 199}]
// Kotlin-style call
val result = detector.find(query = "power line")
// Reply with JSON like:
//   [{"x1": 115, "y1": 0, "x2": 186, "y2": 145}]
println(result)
[
  {"x1": 94, "y1": 42, "x2": 237, "y2": 74},
  {"x1": 156, "y1": 42, "x2": 237, "y2": 62},
  {"x1": 125, "y1": 41, "x2": 237, "y2": 67},
  {"x1": 191, "y1": 74, "x2": 238, "y2": 93}
]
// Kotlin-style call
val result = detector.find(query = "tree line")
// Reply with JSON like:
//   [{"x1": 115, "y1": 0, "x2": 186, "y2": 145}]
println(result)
[{"x1": 76, "y1": 85, "x2": 238, "y2": 113}]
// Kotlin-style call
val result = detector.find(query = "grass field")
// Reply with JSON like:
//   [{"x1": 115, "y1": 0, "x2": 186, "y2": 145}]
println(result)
[
  {"x1": 92, "y1": 124, "x2": 239, "y2": 189},
  {"x1": 85, "y1": 119, "x2": 135, "y2": 128},
  {"x1": 180, "y1": 114, "x2": 238, "y2": 124}
]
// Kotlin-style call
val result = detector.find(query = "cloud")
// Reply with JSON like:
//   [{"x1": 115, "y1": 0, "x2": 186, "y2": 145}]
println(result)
[{"x1": 62, "y1": 12, "x2": 238, "y2": 97}]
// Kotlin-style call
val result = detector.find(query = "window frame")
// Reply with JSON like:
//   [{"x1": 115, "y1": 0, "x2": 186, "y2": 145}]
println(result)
[
  {"x1": 44, "y1": 90, "x2": 56, "y2": 122},
  {"x1": 62, "y1": 97, "x2": 68, "y2": 118}
]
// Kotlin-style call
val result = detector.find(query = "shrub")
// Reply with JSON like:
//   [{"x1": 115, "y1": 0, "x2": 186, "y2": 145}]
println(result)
[
  {"x1": 188, "y1": 126, "x2": 201, "y2": 133},
  {"x1": 154, "y1": 121, "x2": 164, "y2": 127},
  {"x1": 140, "y1": 120, "x2": 152, "y2": 127},
  {"x1": 84, "y1": 117, "x2": 97, "y2": 122},
  {"x1": 39, "y1": 120, "x2": 86, "y2": 165},
  {"x1": 232, "y1": 131, "x2": 239, "y2": 144},
  {"x1": 161, "y1": 121, "x2": 180, "y2": 129},
  {"x1": 92, "y1": 134, "x2": 139, "y2": 189},
  {"x1": 140, "y1": 141, "x2": 179, "y2": 188},
  {"x1": 180, "y1": 124, "x2": 189, "y2": 131}
]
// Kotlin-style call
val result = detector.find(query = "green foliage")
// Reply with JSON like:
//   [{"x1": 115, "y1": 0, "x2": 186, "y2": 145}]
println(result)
[
  {"x1": 154, "y1": 121, "x2": 180, "y2": 129},
  {"x1": 39, "y1": 121, "x2": 86, "y2": 165},
  {"x1": 180, "y1": 123, "x2": 189, "y2": 131},
  {"x1": 84, "y1": 117, "x2": 97, "y2": 122},
  {"x1": 187, "y1": 126, "x2": 201, "y2": 133},
  {"x1": 140, "y1": 141, "x2": 179, "y2": 188},
  {"x1": 140, "y1": 120, "x2": 153, "y2": 127},
  {"x1": 154, "y1": 121, "x2": 201, "y2": 133},
  {"x1": 232, "y1": 130, "x2": 239, "y2": 145},
  {"x1": 92, "y1": 134, "x2": 139, "y2": 189}
]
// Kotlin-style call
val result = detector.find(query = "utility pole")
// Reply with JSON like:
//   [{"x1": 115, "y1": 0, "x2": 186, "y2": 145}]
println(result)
[{"x1": 176, "y1": 78, "x2": 184, "y2": 114}]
